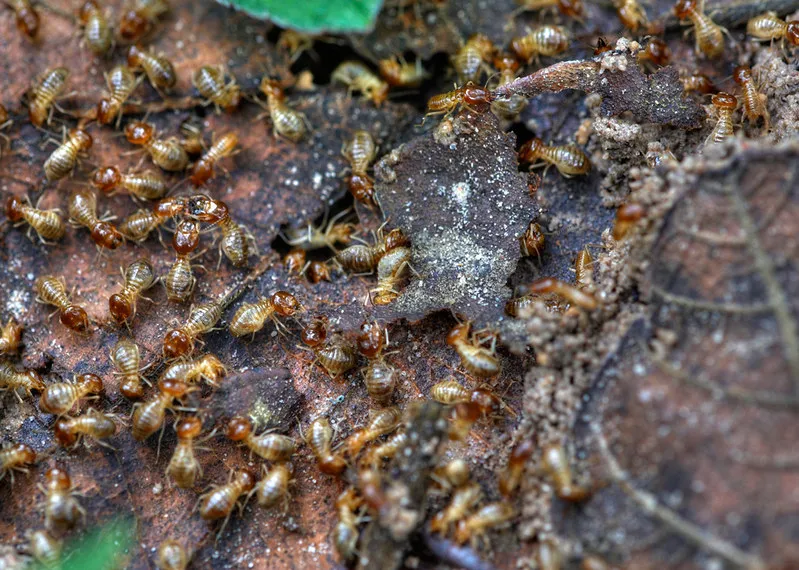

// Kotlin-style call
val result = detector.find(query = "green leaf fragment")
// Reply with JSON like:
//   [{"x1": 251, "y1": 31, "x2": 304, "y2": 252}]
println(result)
[{"x1": 214, "y1": 0, "x2": 384, "y2": 33}]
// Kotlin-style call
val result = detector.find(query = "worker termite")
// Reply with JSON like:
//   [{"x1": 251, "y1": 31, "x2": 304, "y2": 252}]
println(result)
[
  {"x1": 336, "y1": 227, "x2": 408, "y2": 273},
  {"x1": 371, "y1": 246, "x2": 412, "y2": 305},
  {"x1": 161, "y1": 354, "x2": 226, "y2": 386},
  {"x1": 733, "y1": 66, "x2": 770, "y2": 130},
  {"x1": 68, "y1": 189, "x2": 124, "y2": 250},
  {"x1": 131, "y1": 378, "x2": 189, "y2": 440},
  {"x1": 29, "y1": 530, "x2": 62, "y2": 568},
  {"x1": 128, "y1": 44, "x2": 176, "y2": 91},
  {"x1": 304, "y1": 417, "x2": 347, "y2": 476},
  {"x1": 184, "y1": 195, "x2": 253, "y2": 267},
  {"x1": 0, "y1": 442, "x2": 36, "y2": 483},
  {"x1": 198, "y1": 469, "x2": 256, "y2": 538},
  {"x1": 119, "y1": 0, "x2": 169, "y2": 42},
  {"x1": 111, "y1": 338, "x2": 149, "y2": 400},
  {"x1": 612, "y1": 202, "x2": 646, "y2": 240},
  {"x1": 614, "y1": 0, "x2": 648, "y2": 32},
  {"x1": 378, "y1": 55, "x2": 427, "y2": 87},
  {"x1": 5, "y1": 196, "x2": 65, "y2": 243},
  {"x1": 574, "y1": 247, "x2": 595, "y2": 292},
  {"x1": 301, "y1": 318, "x2": 358, "y2": 379},
  {"x1": 510, "y1": 26, "x2": 571, "y2": 64},
  {"x1": 229, "y1": 291, "x2": 301, "y2": 338},
  {"x1": 227, "y1": 416, "x2": 296, "y2": 461},
  {"x1": 39, "y1": 373, "x2": 103, "y2": 416},
  {"x1": 673, "y1": 0, "x2": 725, "y2": 59},
  {"x1": 254, "y1": 463, "x2": 292, "y2": 510},
  {"x1": 332, "y1": 61, "x2": 389, "y2": 106},
  {"x1": 514, "y1": 0, "x2": 583, "y2": 18},
  {"x1": 747, "y1": 11, "x2": 799, "y2": 45},
  {"x1": 343, "y1": 130, "x2": 378, "y2": 206},
  {"x1": 283, "y1": 212, "x2": 356, "y2": 252},
  {"x1": 78, "y1": 0, "x2": 113, "y2": 56},
  {"x1": 359, "y1": 322, "x2": 396, "y2": 405},
  {"x1": 491, "y1": 53, "x2": 526, "y2": 121},
  {"x1": 125, "y1": 121, "x2": 189, "y2": 171},
  {"x1": 190, "y1": 132, "x2": 238, "y2": 186},
  {"x1": 430, "y1": 481, "x2": 482, "y2": 534},
  {"x1": 0, "y1": 359, "x2": 45, "y2": 400},
  {"x1": 447, "y1": 321, "x2": 500, "y2": 378},
  {"x1": 333, "y1": 488, "x2": 363, "y2": 563},
  {"x1": 0, "y1": 319, "x2": 23, "y2": 355},
  {"x1": 109, "y1": 258, "x2": 156, "y2": 323},
  {"x1": 54, "y1": 408, "x2": 117, "y2": 448},
  {"x1": 498, "y1": 439, "x2": 534, "y2": 497},
  {"x1": 284, "y1": 249, "x2": 305, "y2": 275},
  {"x1": 29, "y1": 67, "x2": 69, "y2": 128},
  {"x1": 165, "y1": 220, "x2": 200, "y2": 303},
  {"x1": 345, "y1": 406, "x2": 402, "y2": 458},
  {"x1": 258, "y1": 79, "x2": 309, "y2": 143},
  {"x1": 430, "y1": 380, "x2": 501, "y2": 415},
  {"x1": 192, "y1": 65, "x2": 241, "y2": 113},
  {"x1": 519, "y1": 137, "x2": 591, "y2": 177},
  {"x1": 40, "y1": 466, "x2": 85, "y2": 534},
  {"x1": 156, "y1": 539, "x2": 189, "y2": 570},
  {"x1": 92, "y1": 166, "x2": 167, "y2": 200},
  {"x1": 706, "y1": 92, "x2": 737, "y2": 145},
  {"x1": 637, "y1": 37, "x2": 670, "y2": 67},
  {"x1": 452, "y1": 34, "x2": 495, "y2": 85},
  {"x1": 453, "y1": 502, "x2": 516, "y2": 547},
  {"x1": 166, "y1": 416, "x2": 204, "y2": 488},
  {"x1": 542, "y1": 442, "x2": 591, "y2": 501},
  {"x1": 44, "y1": 129, "x2": 93, "y2": 182},
  {"x1": 7, "y1": 0, "x2": 39, "y2": 39},
  {"x1": 163, "y1": 298, "x2": 226, "y2": 359},
  {"x1": 517, "y1": 277, "x2": 598, "y2": 311},
  {"x1": 35, "y1": 275, "x2": 90, "y2": 333},
  {"x1": 426, "y1": 83, "x2": 494, "y2": 119},
  {"x1": 119, "y1": 208, "x2": 163, "y2": 242},
  {"x1": 681, "y1": 72, "x2": 715, "y2": 94},
  {"x1": 519, "y1": 221, "x2": 545, "y2": 259}
]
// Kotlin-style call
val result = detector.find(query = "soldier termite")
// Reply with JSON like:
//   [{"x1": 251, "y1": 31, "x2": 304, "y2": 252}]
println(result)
[
  {"x1": 345, "y1": 406, "x2": 402, "y2": 458},
  {"x1": 40, "y1": 466, "x2": 85, "y2": 534},
  {"x1": 161, "y1": 354, "x2": 226, "y2": 387},
  {"x1": 254, "y1": 463, "x2": 292, "y2": 510},
  {"x1": 673, "y1": 0, "x2": 725, "y2": 59},
  {"x1": 192, "y1": 65, "x2": 241, "y2": 113},
  {"x1": 706, "y1": 92, "x2": 737, "y2": 145},
  {"x1": 39, "y1": 373, "x2": 103, "y2": 416},
  {"x1": 519, "y1": 137, "x2": 591, "y2": 177},
  {"x1": 131, "y1": 378, "x2": 189, "y2": 441},
  {"x1": 452, "y1": 34, "x2": 495, "y2": 85},
  {"x1": 447, "y1": 322, "x2": 500, "y2": 378},
  {"x1": 510, "y1": 26, "x2": 571, "y2": 64},
  {"x1": 453, "y1": 502, "x2": 516, "y2": 547},
  {"x1": 109, "y1": 258, "x2": 156, "y2": 323},
  {"x1": 612, "y1": 202, "x2": 646, "y2": 240},
  {"x1": 198, "y1": 468, "x2": 256, "y2": 538},
  {"x1": 516, "y1": 277, "x2": 599, "y2": 311},
  {"x1": 498, "y1": 439, "x2": 534, "y2": 497},
  {"x1": 229, "y1": 291, "x2": 301, "y2": 338},
  {"x1": 44, "y1": 129, "x2": 93, "y2": 182},
  {"x1": 258, "y1": 78, "x2": 309, "y2": 143},
  {"x1": 92, "y1": 166, "x2": 167, "y2": 200},
  {"x1": 5, "y1": 196, "x2": 65, "y2": 243},
  {"x1": 331, "y1": 60, "x2": 389, "y2": 106},
  {"x1": 226, "y1": 416, "x2": 296, "y2": 461},
  {"x1": 0, "y1": 319, "x2": 23, "y2": 355},
  {"x1": 127, "y1": 44, "x2": 176, "y2": 91},
  {"x1": 119, "y1": 0, "x2": 169, "y2": 42},
  {"x1": 733, "y1": 66, "x2": 770, "y2": 130},
  {"x1": 343, "y1": 130, "x2": 378, "y2": 206},
  {"x1": 68, "y1": 189, "x2": 124, "y2": 249},
  {"x1": 166, "y1": 416, "x2": 205, "y2": 488},
  {"x1": 190, "y1": 132, "x2": 238, "y2": 186},
  {"x1": 125, "y1": 121, "x2": 189, "y2": 171},
  {"x1": 111, "y1": 338, "x2": 149, "y2": 399},
  {"x1": 78, "y1": 0, "x2": 113, "y2": 56},
  {"x1": 54, "y1": 408, "x2": 118, "y2": 448},
  {"x1": 304, "y1": 417, "x2": 347, "y2": 476},
  {"x1": 165, "y1": 220, "x2": 200, "y2": 303},
  {"x1": 162, "y1": 298, "x2": 226, "y2": 359},
  {"x1": 29, "y1": 67, "x2": 69, "y2": 128},
  {"x1": 35, "y1": 275, "x2": 90, "y2": 333},
  {"x1": 0, "y1": 359, "x2": 45, "y2": 401},
  {"x1": 0, "y1": 442, "x2": 36, "y2": 483}
]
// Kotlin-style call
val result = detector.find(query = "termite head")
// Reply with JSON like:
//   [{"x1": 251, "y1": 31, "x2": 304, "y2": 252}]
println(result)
[
  {"x1": 5, "y1": 196, "x2": 25, "y2": 222},
  {"x1": 60, "y1": 306, "x2": 89, "y2": 332},
  {"x1": 91, "y1": 222, "x2": 124, "y2": 249},
  {"x1": 712, "y1": 92, "x2": 737, "y2": 110},
  {"x1": 384, "y1": 228, "x2": 409, "y2": 250},
  {"x1": 446, "y1": 322, "x2": 470, "y2": 346},
  {"x1": 225, "y1": 416, "x2": 252, "y2": 441},
  {"x1": 92, "y1": 167, "x2": 122, "y2": 193},
  {"x1": 673, "y1": 0, "x2": 696, "y2": 19},
  {"x1": 163, "y1": 329, "x2": 192, "y2": 359},
  {"x1": 732, "y1": 66, "x2": 752, "y2": 85},
  {"x1": 518, "y1": 138, "x2": 543, "y2": 162},
  {"x1": 70, "y1": 129, "x2": 93, "y2": 151},
  {"x1": 176, "y1": 417, "x2": 202, "y2": 439},
  {"x1": 357, "y1": 321, "x2": 384, "y2": 358},
  {"x1": 272, "y1": 291, "x2": 301, "y2": 317},
  {"x1": 259, "y1": 78, "x2": 283, "y2": 100},
  {"x1": 157, "y1": 378, "x2": 189, "y2": 398},
  {"x1": 787, "y1": 22, "x2": 799, "y2": 45},
  {"x1": 172, "y1": 220, "x2": 200, "y2": 255},
  {"x1": 77, "y1": 0, "x2": 98, "y2": 23},
  {"x1": 301, "y1": 317, "x2": 328, "y2": 348},
  {"x1": 44, "y1": 466, "x2": 71, "y2": 490},
  {"x1": 125, "y1": 122, "x2": 154, "y2": 145}
]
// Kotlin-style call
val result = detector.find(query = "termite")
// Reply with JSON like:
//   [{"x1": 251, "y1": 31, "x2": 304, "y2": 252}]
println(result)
[
  {"x1": 301, "y1": 318, "x2": 358, "y2": 379},
  {"x1": 29, "y1": 67, "x2": 69, "y2": 127},
  {"x1": 283, "y1": 212, "x2": 356, "y2": 252},
  {"x1": 254, "y1": 463, "x2": 292, "y2": 510},
  {"x1": 574, "y1": 247, "x2": 595, "y2": 292},
  {"x1": 615, "y1": 0, "x2": 648, "y2": 32},
  {"x1": 430, "y1": 380, "x2": 501, "y2": 415},
  {"x1": 44, "y1": 129, "x2": 93, "y2": 182},
  {"x1": 40, "y1": 373, "x2": 103, "y2": 416},
  {"x1": 131, "y1": 378, "x2": 188, "y2": 441},
  {"x1": 125, "y1": 121, "x2": 189, "y2": 171},
  {"x1": 336, "y1": 227, "x2": 409, "y2": 273},
  {"x1": 161, "y1": 354, "x2": 226, "y2": 387},
  {"x1": 453, "y1": 502, "x2": 515, "y2": 547},
  {"x1": 192, "y1": 65, "x2": 240, "y2": 113},
  {"x1": 0, "y1": 442, "x2": 36, "y2": 483},
  {"x1": 29, "y1": 530, "x2": 62, "y2": 568},
  {"x1": 637, "y1": 37, "x2": 670, "y2": 67},
  {"x1": 111, "y1": 338, "x2": 149, "y2": 399},
  {"x1": 447, "y1": 322, "x2": 500, "y2": 378},
  {"x1": 156, "y1": 539, "x2": 189, "y2": 570},
  {"x1": 190, "y1": 132, "x2": 238, "y2": 186},
  {"x1": 706, "y1": 92, "x2": 737, "y2": 145},
  {"x1": 519, "y1": 138, "x2": 591, "y2": 177},
  {"x1": 184, "y1": 195, "x2": 253, "y2": 267},
  {"x1": 7, "y1": 0, "x2": 39, "y2": 39},
  {"x1": 68, "y1": 189, "x2": 124, "y2": 249},
  {"x1": 259, "y1": 78, "x2": 309, "y2": 143},
  {"x1": 345, "y1": 407, "x2": 402, "y2": 458},
  {"x1": 109, "y1": 258, "x2": 156, "y2": 323},
  {"x1": 304, "y1": 417, "x2": 347, "y2": 476},
  {"x1": 514, "y1": 0, "x2": 583, "y2": 18},
  {"x1": 541, "y1": 442, "x2": 591, "y2": 501},
  {"x1": 162, "y1": 298, "x2": 226, "y2": 359},
  {"x1": 54, "y1": 408, "x2": 117, "y2": 447},
  {"x1": 331, "y1": 61, "x2": 389, "y2": 106},
  {"x1": 5, "y1": 196, "x2": 65, "y2": 243},
  {"x1": 681, "y1": 72, "x2": 715, "y2": 94},
  {"x1": 166, "y1": 416, "x2": 205, "y2": 488},
  {"x1": 371, "y1": 246, "x2": 412, "y2": 305},
  {"x1": 333, "y1": 488, "x2": 363, "y2": 563},
  {"x1": 35, "y1": 275, "x2": 90, "y2": 333},
  {"x1": 673, "y1": 0, "x2": 725, "y2": 58},
  {"x1": 612, "y1": 202, "x2": 646, "y2": 240},
  {"x1": 0, "y1": 319, "x2": 23, "y2": 355},
  {"x1": 78, "y1": 0, "x2": 113, "y2": 56},
  {"x1": 40, "y1": 466, "x2": 85, "y2": 534},
  {"x1": 198, "y1": 469, "x2": 256, "y2": 538},
  {"x1": 498, "y1": 439, "x2": 534, "y2": 497},
  {"x1": 92, "y1": 166, "x2": 167, "y2": 200},
  {"x1": 165, "y1": 220, "x2": 200, "y2": 303},
  {"x1": 510, "y1": 26, "x2": 571, "y2": 64},
  {"x1": 229, "y1": 291, "x2": 301, "y2": 338},
  {"x1": 747, "y1": 11, "x2": 799, "y2": 45},
  {"x1": 519, "y1": 221, "x2": 545, "y2": 258},
  {"x1": 733, "y1": 66, "x2": 769, "y2": 130},
  {"x1": 491, "y1": 53, "x2": 526, "y2": 121},
  {"x1": 343, "y1": 130, "x2": 378, "y2": 206},
  {"x1": 364, "y1": 431, "x2": 407, "y2": 467},
  {"x1": 119, "y1": 0, "x2": 169, "y2": 42},
  {"x1": 227, "y1": 416, "x2": 296, "y2": 461},
  {"x1": 516, "y1": 278, "x2": 598, "y2": 311},
  {"x1": 378, "y1": 55, "x2": 427, "y2": 87},
  {"x1": 0, "y1": 359, "x2": 45, "y2": 400},
  {"x1": 452, "y1": 34, "x2": 495, "y2": 84},
  {"x1": 127, "y1": 44, "x2": 176, "y2": 91},
  {"x1": 426, "y1": 83, "x2": 494, "y2": 119},
  {"x1": 119, "y1": 208, "x2": 164, "y2": 242},
  {"x1": 430, "y1": 481, "x2": 482, "y2": 534}
]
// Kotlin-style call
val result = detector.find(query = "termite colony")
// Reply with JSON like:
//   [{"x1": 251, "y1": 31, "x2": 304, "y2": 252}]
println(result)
[{"x1": 0, "y1": 0, "x2": 790, "y2": 567}]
